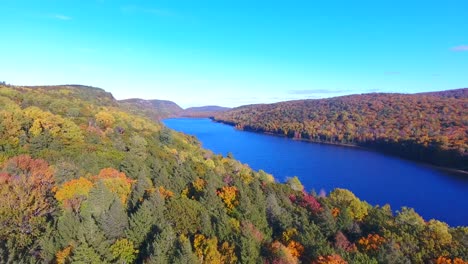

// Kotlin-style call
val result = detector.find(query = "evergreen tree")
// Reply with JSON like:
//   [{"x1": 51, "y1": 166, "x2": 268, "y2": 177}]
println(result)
[
  {"x1": 127, "y1": 193, "x2": 164, "y2": 247},
  {"x1": 72, "y1": 242, "x2": 106, "y2": 264},
  {"x1": 146, "y1": 224, "x2": 176, "y2": 264},
  {"x1": 172, "y1": 235, "x2": 200, "y2": 264},
  {"x1": 85, "y1": 181, "x2": 115, "y2": 218},
  {"x1": 101, "y1": 198, "x2": 129, "y2": 240}
]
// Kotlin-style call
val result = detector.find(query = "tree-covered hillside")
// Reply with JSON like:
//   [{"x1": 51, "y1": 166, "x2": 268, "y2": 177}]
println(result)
[
  {"x1": 119, "y1": 99, "x2": 230, "y2": 119},
  {"x1": 182, "y1": 106, "x2": 231, "y2": 118},
  {"x1": 0, "y1": 85, "x2": 466, "y2": 263},
  {"x1": 214, "y1": 89, "x2": 468, "y2": 171},
  {"x1": 119, "y1": 98, "x2": 184, "y2": 121}
]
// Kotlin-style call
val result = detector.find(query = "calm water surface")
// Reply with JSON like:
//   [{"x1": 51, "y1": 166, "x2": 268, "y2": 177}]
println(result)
[{"x1": 163, "y1": 118, "x2": 468, "y2": 226}]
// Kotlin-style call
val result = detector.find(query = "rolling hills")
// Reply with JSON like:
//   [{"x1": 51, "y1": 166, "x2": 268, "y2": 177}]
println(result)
[
  {"x1": 181, "y1": 106, "x2": 231, "y2": 118},
  {"x1": 119, "y1": 98, "x2": 184, "y2": 121},
  {"x1": 0, "y1": 84, "x2": 466, "y2": 263}
]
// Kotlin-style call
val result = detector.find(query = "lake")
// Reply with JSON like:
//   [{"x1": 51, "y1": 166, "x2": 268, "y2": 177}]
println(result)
[{"x1": 163, "y1": 118, "x2": 468, "y2": 226}]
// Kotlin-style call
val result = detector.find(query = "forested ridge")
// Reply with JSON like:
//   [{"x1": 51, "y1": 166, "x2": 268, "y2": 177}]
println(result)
[
  {"x1": 120, "y1": 99, "x2": 230, "y2": 120},
  {"x1": 119, "y1": 98, "x2": 229, "y2": 120},
  {"x1": 119, "y1": 98, "x2": 184, "y2": 121},
  {"x1": 214, "y1": 89, "x2": 468, "y2": 172},
  {"x1": 0, "y1": 84, "x2": 467, "y2": 263},
  {"x1": 181, "y1": 106, "x2": 231, "y2": 118}
]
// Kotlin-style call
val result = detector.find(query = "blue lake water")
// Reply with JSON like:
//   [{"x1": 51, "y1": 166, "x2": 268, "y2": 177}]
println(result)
[{"x1": 163, "y1": 118, "x2": 468, "y2": 226}]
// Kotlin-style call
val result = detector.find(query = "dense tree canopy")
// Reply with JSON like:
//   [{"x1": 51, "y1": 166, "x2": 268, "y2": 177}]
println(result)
[{"x1": 0, "y1": 85, "x2": 466, "y2": 263}]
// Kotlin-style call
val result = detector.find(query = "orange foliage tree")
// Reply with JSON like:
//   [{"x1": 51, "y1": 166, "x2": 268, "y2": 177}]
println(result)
[
  {"x1": 312, "y1": 254, "x2": 348, "y2": 264},
  {"x1": 94, "y1": 168, "x2": 134, "y2": 204},
  {"x1": 157, "y1": 186, "x2": 174, "y2": 199},
  {"x1": 281, "y1": 228, "x2": 304, "y2": 258},
  {"x1": 55, "y1": 246, "x2": 72, "y2": 264},
  {"x1": 55, "y1": 177, "x2": 94, "y2": 210},
  {"x1": 0, "y1": 155, "x2": 56, "y2": 249},
  {"x1": 268, "y1": 241, "x2": 299, "y2": 264},
  {"x1": 357, "y1": 233, "x2": 386, "y2": 252},
  {"x1": 436, "y1": 256, "x2": 468, "y2": 264},
  {"x1": 56, "y1": 168, "x2": 134, "y2": 210}
]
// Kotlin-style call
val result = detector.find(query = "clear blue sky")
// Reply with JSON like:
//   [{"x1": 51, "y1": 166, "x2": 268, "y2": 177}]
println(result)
[{"x1": 1, "y1": 0, "x2": 467, "y2": 107}]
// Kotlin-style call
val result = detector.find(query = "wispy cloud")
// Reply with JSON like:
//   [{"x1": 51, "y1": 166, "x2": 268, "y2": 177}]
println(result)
[
  {"x1": 288, "y1": 89, "x2": 348, "y2": 95},
  {"x1": 451, "y1": 45, "x2": 468, "y2": 52},
  {"x1": 53, "y1": 14, "x2": 72, "y2": 20}
]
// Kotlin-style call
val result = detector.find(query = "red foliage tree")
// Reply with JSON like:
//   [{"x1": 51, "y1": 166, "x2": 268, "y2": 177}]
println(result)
[{"x1": 289, "y1": 191, "x2": 321, "y2": 214}]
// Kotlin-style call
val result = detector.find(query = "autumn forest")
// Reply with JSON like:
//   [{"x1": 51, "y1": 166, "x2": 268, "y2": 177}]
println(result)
[{"x1": 0, "y1": 84, "x2": 466, "y2": 263}]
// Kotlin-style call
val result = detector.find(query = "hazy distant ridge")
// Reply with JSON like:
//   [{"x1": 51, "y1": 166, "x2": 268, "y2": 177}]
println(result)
[
  {"x1": 181, "y1": 105, "x2": 231, "y2": 118},
  {"x1": 119, "y1": 98, "x2": 183, "y2": 121},
  {"x1": 119, "y1": 98, "x2": 230, "y2": 119}
]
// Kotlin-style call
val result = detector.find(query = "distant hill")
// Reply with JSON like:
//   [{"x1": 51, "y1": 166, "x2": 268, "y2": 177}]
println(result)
[
  {"x1": 119, "y1": 98, "x2": 183, "y2": 121},
  {"x1": 214, "y1": 88, "x2": 468, "y2": 171},
  {"x1": 419, "y1": 88, "x2": 468, "y2": 99},
  {"x1": 119, "y1": 99, "x2": 230, "y2": 120},
  {"x1": 181, "y1": 105, "x2": 231, "y2": 118}
]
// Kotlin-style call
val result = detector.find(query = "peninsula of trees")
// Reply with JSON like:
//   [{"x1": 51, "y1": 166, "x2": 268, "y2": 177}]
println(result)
[
  {"x1": 0, "y1": 84, "x2": 466, "y2": 263},
  {"x1": 214, "y1": 89, "x2": 468, "y2": 172}
]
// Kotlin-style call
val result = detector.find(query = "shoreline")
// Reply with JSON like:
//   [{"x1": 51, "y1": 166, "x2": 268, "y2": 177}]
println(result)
[
  {"x1": 163, "y1": 117, "x2": 468, "y2": 226},
  {"x1": 210, "y1": 118, "x2": 468, "y2": 177}
]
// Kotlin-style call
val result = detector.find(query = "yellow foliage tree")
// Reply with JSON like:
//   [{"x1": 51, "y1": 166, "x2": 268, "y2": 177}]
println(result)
[
  {"x1": 193, "y1": 178, "x2": 207, "y2": 192},
  {"x1": 0, "y1": 108, "x2": 24, "y2": 148},
  {"x1": 110, "y1": 238, "x2": 139, "y2": 263},
  {"x1": 220, "y1": 241, "x2": 238, "y2": 264},
  {"x1": 55, "y1": 177, "x2": 93, "y2": 210},
  {"x1": 23, "y1": 106, "x2": 83, "y2": 145},
  {"x1": 55, "y1": 246, "x2": 72, "y2": 264},
  {"x1": 282, "y1": 228, "x2": 298, "y2": 243},
  {"x1": 95, "y1": 111, "x2": 115, "y2": 130},
  {"x1": 217, "y1": 186, "x2": 239, "y2": 212},
  {"x1": 329, "y1": 188, "x2": 368, "y2": 221},
  {"x1": 94, "y1": 168, "x2": 134, "y2": 204},
  {"x1": 193, "y1": 234, "x2": 222, "y2": 264}
]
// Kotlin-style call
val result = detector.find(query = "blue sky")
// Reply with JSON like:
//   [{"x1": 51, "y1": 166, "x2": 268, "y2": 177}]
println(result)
[{"x1": 1, "y1": 0, "x2": 467, "y2": 107}]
